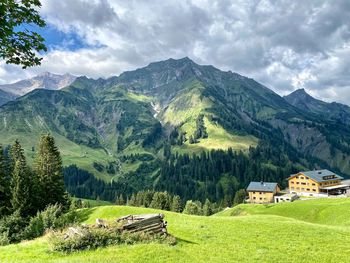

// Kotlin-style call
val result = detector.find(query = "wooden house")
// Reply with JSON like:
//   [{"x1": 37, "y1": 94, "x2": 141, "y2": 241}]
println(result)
[
  {"x1": 288, "y1": 169, "x2": 347, "y2": 196},
  {"x1": 246, "y1": 181, "x2": 280, "y2": 204}
]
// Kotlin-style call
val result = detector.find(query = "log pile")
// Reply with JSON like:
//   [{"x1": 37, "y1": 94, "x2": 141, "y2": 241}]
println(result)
[{"x1": 116, "y1": 213, "x2": 167, "y2": 235}]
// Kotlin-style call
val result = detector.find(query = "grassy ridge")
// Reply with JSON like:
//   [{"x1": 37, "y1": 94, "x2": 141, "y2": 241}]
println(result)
[
  {"x1": 1, "y1": 199, "x2": 350, "y2": 262},
  {"x1": 216, "y1": 198, "x2": 350, "y2": 226}
]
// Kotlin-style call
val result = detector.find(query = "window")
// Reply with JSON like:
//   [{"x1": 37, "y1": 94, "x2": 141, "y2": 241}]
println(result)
[
  {"x1": 259, "y1": 197, "x2": 262, "y2": 200},
  {"x1": 301, "y1": 188, "x2": 305, "y2": 191},
  {"x1": 312, "y1": 183, "x2": 316, "y2": 186},
  {"x1": 291, "y1": 181, "x2": 294, "y2": 184},
  {"x1": 253, "y1": 192, "x2": 256, "y2": 194},
  {"x1": 301, "y1": 182, "x2": 306, "y2": 185},
  {"x1": 296, "y1": 182, "x2": 300, "y2": 184},
  {"x1": 306, "y1": 188, "x2": 310, "y2": 191},
  {"x1": 300, "y1": 176, "x2": 304, "y2": 179},
  {"x1": 259, "y1": 192, "x2": 262, "y2": 194},
  {"x1": 253, "y1": 197, "x2": 256, "y2": 199},
  {"x1": 291, "y1": 187, "x2": 294, "y2": 190},
  {"x1": 312, "y1": 189, "x2": 316, "y2": 192}
]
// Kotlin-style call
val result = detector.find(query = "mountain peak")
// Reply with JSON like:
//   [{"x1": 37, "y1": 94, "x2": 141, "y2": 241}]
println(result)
[{"x1": 0, "y1": 73, "x2": 77, "y2": 96}]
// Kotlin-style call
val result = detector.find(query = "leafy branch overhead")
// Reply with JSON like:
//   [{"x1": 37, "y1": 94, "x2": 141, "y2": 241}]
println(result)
[{"x1": 0, "y1": 0, "x2": 47, "y2": 68}]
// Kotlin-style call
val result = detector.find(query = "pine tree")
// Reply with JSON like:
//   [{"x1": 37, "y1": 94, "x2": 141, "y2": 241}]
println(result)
[
  {"x1": 233, "y1": 189, "x2": 246, "y2": 205},
  {"x1": 128, "y1": 194, "x2": 136, "y2": 206},
  {"x1": 35, "y1": 134, "x2": 68, "y2": 210},
  {"x1": 202, "y1": 199, "x2": 212, "y2": 216},
  {"x1": 116, "y1": 194, "x2": 125, "y2": 205},
  {"x1": 171, "y1": 195, "x2": 181, "y2": 212},
  {"x1": 183, "y1": 200, "x2": 202, "y2": 215},
  {"x1": 10, "y1": 140, "x2": 32, "y2": 216},
  {"x1": 0, "y1": 145, "x2": 11, "y2": 215}
]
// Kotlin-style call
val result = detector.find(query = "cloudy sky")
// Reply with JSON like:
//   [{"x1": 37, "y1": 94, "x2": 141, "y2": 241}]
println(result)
[{"x1": 1, "y1": 0, "x2": 350, "y2": 104}]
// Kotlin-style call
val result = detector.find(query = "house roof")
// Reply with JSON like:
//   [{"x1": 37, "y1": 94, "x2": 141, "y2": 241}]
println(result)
[
  {"x1": 289, "y1": 169, "x2": 343, "y2": 183},
  {"x1": 247, "y1": 181, "x2": 278, "y2": 192}
]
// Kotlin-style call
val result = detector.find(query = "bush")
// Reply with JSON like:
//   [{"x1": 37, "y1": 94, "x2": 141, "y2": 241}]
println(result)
[
  {"x1": 0, "y1": 210, "x2": 28, "y2": 245},
  {"x1": 50, "y1": 227, "x2": 121, "y2": 252},
  {"x1": 23, "y1": 204, "x2": 77, "y2": 240},
  {"x1": 183, "y1": 200, "x2": 202, "y2": 215},
  {"x1": 49, "y1": 225, "x2": 176, "y2": 252}
]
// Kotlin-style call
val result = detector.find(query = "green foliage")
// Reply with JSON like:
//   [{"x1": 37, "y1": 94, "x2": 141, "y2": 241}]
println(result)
[
  {"x1": 150, "y1": 191, "x2": 171, "y2": 210},
  {"x1": 183, "y1": 200, "x2": 202, "y2": 215},
  {"x1": 170, "y1": 195, "x2": 182, "y2": 213},
  {"x1": 49, "y1": 226, "x2": 175, "y2": 253},
  {"x1": 35, "y1": 134, "x2": 69, "y2": 210},
  {"x1": 0, "y1": 145, "x2": 11, "y2": 215},
  {"x1": 202, "y1": 199, "x2": 213, "y2": 216},
  {"x1": 194, "y1": 114, "x2": 208, "y2": 140},
  {"x1": 0, "y1": 0, "x2": 47, "y2": 68},
  {"x1": 0, "y1": 210, "x2": 27, "y2": 245},
  {"x1": 115, "y1": 194, "x2": 125, "y2": 205},
  {"x1": 10, "y1": 140, "x2": 35, "y2": 216},
  {"x1": 233, "y1": 189, "x2": 246, "y2": 206}
]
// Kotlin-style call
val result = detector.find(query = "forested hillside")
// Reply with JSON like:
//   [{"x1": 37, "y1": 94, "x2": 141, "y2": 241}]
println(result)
[{"x1": 1, "y1": 57, "x2": 350, "y2": 204}]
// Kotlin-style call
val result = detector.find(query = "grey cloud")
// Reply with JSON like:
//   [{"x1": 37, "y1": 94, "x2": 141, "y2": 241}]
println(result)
[{"x1": 1, "y1": 0, "x2": 350, "y2": 105}]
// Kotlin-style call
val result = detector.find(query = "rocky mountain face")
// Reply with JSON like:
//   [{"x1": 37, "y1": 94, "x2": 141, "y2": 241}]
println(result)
[
  {"x1": 0, "y1": 58, "x2": 350, "y2": 180},
  {"x1": 284, "y1": 88, "x2": 350, "y2": 124},
  {"x1": 0, "y1": 72, "x2": 77, "y2": 96},
  {"x1": 0, "y1": 89, "x2": 17, "y2": 106}
]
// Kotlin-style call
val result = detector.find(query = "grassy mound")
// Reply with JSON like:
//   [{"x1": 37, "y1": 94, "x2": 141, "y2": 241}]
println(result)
[
  {"x1": 1, "y1": 200, "x2": 350, "y2": 262},
  {"x1": 216, "y1": 198, "x2": 350, "y2": 226}
]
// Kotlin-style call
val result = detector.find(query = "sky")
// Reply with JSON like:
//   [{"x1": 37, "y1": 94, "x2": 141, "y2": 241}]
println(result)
[{"x1": 1, "y1": 0, "x2": 350, "y2": 105}]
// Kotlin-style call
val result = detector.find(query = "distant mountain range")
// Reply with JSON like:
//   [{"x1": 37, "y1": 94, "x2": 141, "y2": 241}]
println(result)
[
  {"x1": 0, "y1": 57, "x2": 349, "y2": 182},
  {"x1": 0, "y1": 72, "x2": 76, "y2": 106},
  {"x1": 284, "y1": 88, "x2": 350, "y2": 124}
]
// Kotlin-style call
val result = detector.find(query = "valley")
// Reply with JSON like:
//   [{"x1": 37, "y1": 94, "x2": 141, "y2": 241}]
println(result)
[{"x1": 1, "y1": 199, "x2": 350, "y2": 263}]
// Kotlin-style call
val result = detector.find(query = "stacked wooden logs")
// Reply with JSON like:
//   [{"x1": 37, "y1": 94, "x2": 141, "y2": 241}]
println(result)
[{"x1": 116, "y1": 213, "x2": 167, "y2": 235}]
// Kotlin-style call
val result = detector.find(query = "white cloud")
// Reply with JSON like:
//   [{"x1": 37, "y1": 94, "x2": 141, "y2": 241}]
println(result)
[{"x1": 1, "y1": 0, "x2": 350, "y2": 105}]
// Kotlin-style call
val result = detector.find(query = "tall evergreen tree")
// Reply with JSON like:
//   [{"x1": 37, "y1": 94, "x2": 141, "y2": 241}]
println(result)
[
  {"x1": 35, "y1": 134, "x2": 67, "y2": 209},
  {"x1": 0, "y1": 145, "x2": 11, "y2": 215},
  {"x1": 203, "y1": 199, "x2": 213, "y2": 216},
  {"x1": 10, "y1": 140, "x2": 32, "y2": 216},
  {"x1": 171, "y1": 195, "x2": 181, "y2": 213}
]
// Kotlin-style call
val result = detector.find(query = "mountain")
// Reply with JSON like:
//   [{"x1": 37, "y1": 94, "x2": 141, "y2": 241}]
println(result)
[
  {"x1": 1, "y1": 57, "x2": 350, "y2": 201},
  {"x1": 0, "y1": 72, "x2": 77, "y2": 96},
  {"x1": 0, "y1": 89, "x2": 17, "y2": 106},
  {"x1": 284, "y1": 88, "x2": 350, "y2": 124}
]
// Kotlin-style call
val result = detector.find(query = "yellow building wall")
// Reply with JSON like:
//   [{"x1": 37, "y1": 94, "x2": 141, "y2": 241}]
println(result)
[
  {"x1": 288, "y1": 172, "x2": 341, "y2": 194},
  {"x1": 248, "y1": 186, "x2": 280, "y2": 204}
]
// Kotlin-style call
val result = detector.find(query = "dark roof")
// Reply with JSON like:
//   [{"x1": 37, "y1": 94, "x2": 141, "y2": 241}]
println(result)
[
  {"x1": 290, "y1": 169, "x2": 343, "y2": 183},
  {"x1": 246, "y1": 181, "x2": 278, "y2": 192}
]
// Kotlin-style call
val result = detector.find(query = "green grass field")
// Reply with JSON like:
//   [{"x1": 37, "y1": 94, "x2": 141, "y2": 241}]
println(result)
[{"x1": 1, "y1": 198, "x2": 350, "y2": 262}]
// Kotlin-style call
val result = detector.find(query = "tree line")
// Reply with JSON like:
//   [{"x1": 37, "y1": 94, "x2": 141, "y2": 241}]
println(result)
[{"x1": 0, "y1": 135, "x2": 69, "y2": 217}]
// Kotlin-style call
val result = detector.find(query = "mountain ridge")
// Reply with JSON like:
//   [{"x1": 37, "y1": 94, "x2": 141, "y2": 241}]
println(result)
[
  {"x1": 0, "y1": 57, "x2": 350, "y2": 186},
  {"x1": 284, "y1": 88, "x2": 350, "y2": 124},
  {"x1": 0, "y1": 72, "x2": 77, "y2": 96}
]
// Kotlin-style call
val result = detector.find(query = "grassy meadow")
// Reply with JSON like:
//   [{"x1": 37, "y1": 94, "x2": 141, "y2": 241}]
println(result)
[{"x1": 1, "y1": 198, "x2": 350, "y2": 262}]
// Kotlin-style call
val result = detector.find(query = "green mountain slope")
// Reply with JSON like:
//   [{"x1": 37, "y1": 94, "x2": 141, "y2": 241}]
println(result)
[
  {"x1": 2, "y1": 200, "x2": 350, "y2": 262},
  {"x1": 284, "y1": 88, "x2": 350, "y2": 124},
  {"x1": 0, "y1": 89, "x2": 17, "y2": 106},
  {"x1": 1, "y1": 57, "x2": 350, "y2": 185}
]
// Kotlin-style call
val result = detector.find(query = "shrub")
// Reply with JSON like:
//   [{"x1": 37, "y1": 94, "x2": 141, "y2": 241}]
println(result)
[
  {"x1": 0, "y1": 210, "x2": 28, "y2": 245},
  {"x1": 23, "y1": 204, "x2": 77, "y2": 240},
  {"x1": 183, "y1": 200, "x2": 202, "y2": 215},
  {"x1": 49, "y1": 227, "x2": 121, "y2": 252},
  {"x1": 49, "y1": 225, "x2": 176, "y2": 253}
]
